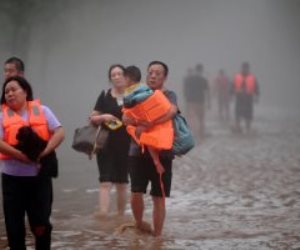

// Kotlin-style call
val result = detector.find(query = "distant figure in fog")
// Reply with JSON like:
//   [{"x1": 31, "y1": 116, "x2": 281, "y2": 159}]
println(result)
[
  {"x1": 3, "y1": 57, "x2": 25, "y2": 80},
  {"x1": 0, "y1": 76, "x2": 64, "y2": 250},
  {"x1": 90, "y1": 64, "x2": 131, "y2": 217},
  {"x1": 214, "y1": 69, "x2": 230, "y2": 122},
  {"x1": 183, "y1": 64, "x2": 210, "y2": 142},
  {"x1": 232, "y1": 62, "x2": 259, "y2": 133}
]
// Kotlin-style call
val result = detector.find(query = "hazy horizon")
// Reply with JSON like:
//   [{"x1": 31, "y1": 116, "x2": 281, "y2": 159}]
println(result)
[{"x1": 0, "y1": 0, "x2": 299, "y2": 157}]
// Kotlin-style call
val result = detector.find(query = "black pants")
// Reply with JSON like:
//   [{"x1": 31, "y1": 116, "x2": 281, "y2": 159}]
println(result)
[{"x1": 1, "y1": 173, "x2": 53, "y2": 250}]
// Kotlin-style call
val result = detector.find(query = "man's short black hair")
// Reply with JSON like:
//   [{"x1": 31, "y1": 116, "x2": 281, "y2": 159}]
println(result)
[
  {"x1": 5, "y1": 57, "x2": 25, "y2": 72},
  {"x1": 148, "y1": 61, "x2": 169, "y2": 77},
  {"x1": 124, "y1": 65, "x2": 142, "y2": 83}
]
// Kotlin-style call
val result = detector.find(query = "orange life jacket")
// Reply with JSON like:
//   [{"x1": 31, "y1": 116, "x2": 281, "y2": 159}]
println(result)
[
  {"x1": 123, "y1": 90, "x2": 172, "y2": 122},
  {"x1": 0, "y1": 99, "x2": 50, "y2": 160},
  {"x1": 126, "y1": 121, "x2": 174, "y2": 150},
  {"x1": 123, "y1": 90, "x2": 174, "y2": 150},
  {"x1": 234, "y1": 73, "x2": 256, "y2": 94}
]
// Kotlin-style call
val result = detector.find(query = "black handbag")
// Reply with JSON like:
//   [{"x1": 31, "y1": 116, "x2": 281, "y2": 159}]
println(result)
[
  {"x1": 39, "y1": 151, "x2": 58, "y2": 178},
  {"x1": 72, "y1": 124, "x2": 109, "y2": 157}
]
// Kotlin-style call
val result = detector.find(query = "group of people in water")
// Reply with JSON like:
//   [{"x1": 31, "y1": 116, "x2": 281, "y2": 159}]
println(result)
[
  {"x1": 0, "y1": 56, "x2": 259, "y2": 249},
  {"x1": 183, "y1": 62, "x2": 259, "y2": 140},
  {"x1": 0, "y1": 57, "x2": 179, "y2": 249},
  {"x1": 89, "y1": 61, "x2": 178, "y2": 238}
]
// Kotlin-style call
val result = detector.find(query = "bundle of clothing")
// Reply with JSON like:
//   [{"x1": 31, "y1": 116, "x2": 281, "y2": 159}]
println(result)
[{"x1": 16, "y1": 126, "x2": 58, "y2": 177}]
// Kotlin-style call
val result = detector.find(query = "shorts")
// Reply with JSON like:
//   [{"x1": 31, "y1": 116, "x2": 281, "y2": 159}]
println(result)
[
  {"x1": 235, "y1": 93, "x2": 254, "y2": 121},
  {"x1": 97, "y1": 151, "x2": 129, "y2": 183},
  {"x1": 128, "y1": 155, "x2": 173, "y2": 197}
]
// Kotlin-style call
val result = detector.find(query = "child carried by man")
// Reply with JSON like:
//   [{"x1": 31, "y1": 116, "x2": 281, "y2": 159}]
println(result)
[{"x1": 122, "y1": 66, "x2": 174, "y2": 174}]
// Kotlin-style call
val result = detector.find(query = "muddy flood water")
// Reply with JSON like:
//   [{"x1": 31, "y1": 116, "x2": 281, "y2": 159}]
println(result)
[{"x1": 1, "y1": 109, "x2": 300, "y2": 250}]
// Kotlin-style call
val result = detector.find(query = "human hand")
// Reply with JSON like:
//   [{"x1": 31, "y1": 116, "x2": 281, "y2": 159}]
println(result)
[
  {"x1": 89, "y1": 115, "x2": 101, "y2": 125},
  {"x1": 37, "y1": 149, "x2": 49, "y2": 162},
  {"x1": 16, "y1": 151, "x2": 31, "y2": 163}
]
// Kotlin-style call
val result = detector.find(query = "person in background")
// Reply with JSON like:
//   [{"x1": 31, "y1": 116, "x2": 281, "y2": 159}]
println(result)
[
  {"x1": 214, "y1": 69, "x2": 230, "y2": 122},
  {"x1": 232, "y1": 62, "x2": 259, "y2": 133},
  {"x1": 0, "y1": 76, "x2": 64, "y2": 250},
  {"x1": 183, "y1": 63, "x2": 210, "y2": 142},
  {"x1": 3, "y1": 57, "x2": 25, "y2": 80},
  {"x1": 90, "y1": 64, "x2": 131, "y2": 217},
  {"x1": 123, "y1": 61, "x2": 177, "y2": 237}
]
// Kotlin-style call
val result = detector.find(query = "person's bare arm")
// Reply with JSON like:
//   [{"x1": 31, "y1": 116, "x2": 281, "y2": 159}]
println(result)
[
  {"x1": 0, "y1": 139, "x2": 30, "y2": 163},
  {"x1": 90, "y1": 110, "x2": 118, "y2": 126},
  {"x1": 39, "y1": 126, "x2": 65, "y2": 158}
]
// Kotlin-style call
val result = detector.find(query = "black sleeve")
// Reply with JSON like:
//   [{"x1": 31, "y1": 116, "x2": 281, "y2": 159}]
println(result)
[{"x1": 94, "y1": 90, "x2": 106, "y2": 112}]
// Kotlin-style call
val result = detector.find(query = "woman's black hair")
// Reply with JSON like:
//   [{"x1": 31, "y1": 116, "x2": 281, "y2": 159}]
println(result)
[
  {"x1": 108, "y1": 64, "x2": 125, "y2": 82},
  {"x1": 1, "y1": 76, "x2": 34, "y2": 104}
]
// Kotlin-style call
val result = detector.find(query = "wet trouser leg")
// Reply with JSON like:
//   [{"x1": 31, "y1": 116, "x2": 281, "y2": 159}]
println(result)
[
  {"x1": 27, "y1": 176, "x2": 53, "y2": 250},
  {"x1": 2, "y1": 174, "x2": 27, "y2": 250},
  {"x1": 2, "y1": 174, "x2": 53, "y2": 250}
]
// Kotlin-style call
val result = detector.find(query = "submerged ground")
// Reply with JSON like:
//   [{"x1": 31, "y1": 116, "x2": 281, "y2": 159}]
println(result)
[{"x1": 1, "y1": 108, "x2": 300, "y2": 250}]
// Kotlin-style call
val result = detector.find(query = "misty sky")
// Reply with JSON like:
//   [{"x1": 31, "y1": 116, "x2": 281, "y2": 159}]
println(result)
[{"x1": 0, "y1": 0, "x2": 299, "y2": 156}]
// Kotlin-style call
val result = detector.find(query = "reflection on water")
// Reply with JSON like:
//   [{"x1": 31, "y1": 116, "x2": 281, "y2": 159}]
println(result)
[{"x1": 1, "y1": 111, "x2": 300, "y2": 249}]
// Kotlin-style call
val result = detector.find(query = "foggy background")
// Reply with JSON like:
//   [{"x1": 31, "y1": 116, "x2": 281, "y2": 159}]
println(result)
[
  {"x1": 0, "y1": 0, "x2": 300, "y2": 160},
  {"x1": 1, "y1": 1, "x2": 300, "y2": 248}
]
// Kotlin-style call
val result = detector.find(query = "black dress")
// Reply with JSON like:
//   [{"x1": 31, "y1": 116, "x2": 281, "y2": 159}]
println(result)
[{"x1": 94, "y1": 89, "x2": 130, "y2": 183}]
